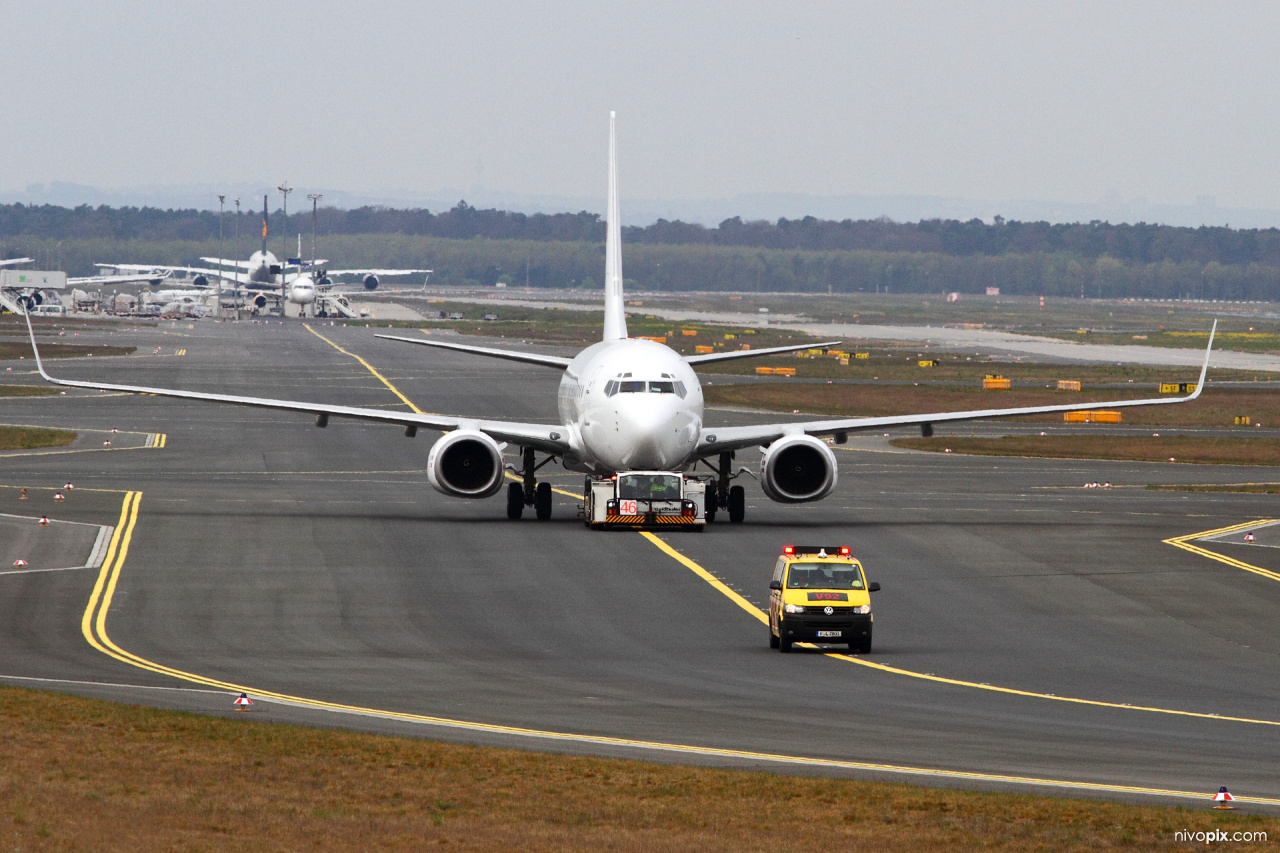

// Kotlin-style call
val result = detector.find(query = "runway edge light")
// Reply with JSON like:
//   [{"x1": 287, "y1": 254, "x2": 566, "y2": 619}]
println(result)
[
  {"x1": 233, "y1": 693, "x2": 253, "y2": 711},
  {"x1": 12, "y1": 559, "x2": 27, "y2": 567},
  {"x1": 39, "y1": 516, "x2": 48, "y2": 527},
  {"x1": 1212, "y1": 786, "x2": 1235, "y2": 809}
]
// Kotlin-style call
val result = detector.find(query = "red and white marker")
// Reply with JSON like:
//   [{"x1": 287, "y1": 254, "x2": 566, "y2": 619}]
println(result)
[
  {"x1": 64, "y1": 483, "x2": 74, "y2": 490},
  {"x1": 38, "y1": 516, "x2": 49, "y2": 527},
  {"x1": 233, "y1": 693, "x2": 253, "y2": 711},
  {"x1": 1213, "y1": 786, "x2": 1235, "y2": 809},
  {"x1": 1245, "y1": 533, "x2": 1256, "y2": 543},
  {"x1": 54, "y1": 493, "x2": 64, "y2": 502},
  {"x1": 13, "y1": 559, "x2": 28, "y2": 568}
]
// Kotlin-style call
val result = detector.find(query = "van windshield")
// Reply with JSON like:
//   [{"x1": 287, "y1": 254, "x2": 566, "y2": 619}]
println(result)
[{"x1": 785, "y1": 562, "x2": 864, "y2": 589}]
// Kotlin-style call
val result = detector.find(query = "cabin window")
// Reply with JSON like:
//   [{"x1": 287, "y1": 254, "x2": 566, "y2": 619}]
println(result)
[
  {"x1": 604, "y1": 380, "x2": 619, "y2": 397},
  {"x1": 673, "y1": 381, "x2": 687, "y2": 398}
]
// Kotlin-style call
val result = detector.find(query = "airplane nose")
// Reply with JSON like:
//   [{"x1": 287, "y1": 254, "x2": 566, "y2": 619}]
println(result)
[{"x1": 613, "y1": 399, "x2": 691, "y2": 469}]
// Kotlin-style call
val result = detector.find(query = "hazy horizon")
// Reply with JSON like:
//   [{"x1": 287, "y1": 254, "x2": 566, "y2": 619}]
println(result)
[{"x1": 4, "y1": 3, "x2": 1278, "y2": 227}]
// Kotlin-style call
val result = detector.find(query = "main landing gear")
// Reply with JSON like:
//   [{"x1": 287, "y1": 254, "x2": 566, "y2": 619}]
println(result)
[
  {"x1": 702, "y1": 451, "x2": 746, "y2": 524},
  {"x1": 507, "y1": 446, "x2": 557, "y2": 521}
]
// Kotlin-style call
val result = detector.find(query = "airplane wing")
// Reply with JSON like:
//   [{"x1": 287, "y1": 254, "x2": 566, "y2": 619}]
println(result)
[
  {"x1": 23, "y1": 313, "x2": 571, "y2": 455},
  {"x1": 694, "y1": 321, "x2": 1218, "y2": 455},
  {"x1": 375, "y1": 334, "x2": 572, "y2": 368},
  {"x1": 0, "y1": 258, "x2": 34, "y2": 267},
  {"x1": 325, "y1": 268, "x2": 433, "y2": 276},
  {"x1": 684, "y1": 341, "x2": 843, "y2": 365},
  {"x1": 70, "y1": 273, "x2": 175, "y2": 286},
  {"x1": 200, "y1": 257, "x2": 259, "y2": 270}
]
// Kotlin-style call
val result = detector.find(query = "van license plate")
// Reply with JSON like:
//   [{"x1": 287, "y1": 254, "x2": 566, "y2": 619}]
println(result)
[{"x1": 816, "y1": 630, "x2": 842, "y2": 638}]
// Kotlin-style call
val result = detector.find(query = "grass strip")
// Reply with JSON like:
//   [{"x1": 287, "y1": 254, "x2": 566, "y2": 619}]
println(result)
[
  {"x1": 0, "y1": 685, "x2": 1274, "y2": 851},
  {"x1": 892, "y1": 435, "x2": 1280, "y2": 466},
  {"x1": 0, "y1": 342, "x2": 134, "y2": 359},
  {"x1": 0, "y1": 425, "x2": 75, "y2": 450},
  {"x1": 1146, "y1": 483, "x2": 1280, "y2": 493},
  {"x1": 0, "y1": 385, "x2": 58, "y2": 398}
]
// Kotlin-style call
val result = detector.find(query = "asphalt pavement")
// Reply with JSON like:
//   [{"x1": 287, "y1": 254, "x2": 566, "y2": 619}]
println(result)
[{"x1": 1, "y1": 316, "x2": 1278, "y2": 808}]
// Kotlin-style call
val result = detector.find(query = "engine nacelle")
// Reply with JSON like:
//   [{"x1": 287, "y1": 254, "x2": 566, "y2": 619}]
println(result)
[
  {"x1": 192, "y1": 274, "x2": 209, "y2": 288},
  {"x1": 248, "y1": 293, "x2": 268, "y2": 309},
  {"x1": 363, "y1": 274, "x2": 379, "y2": 291},
  {"x1": 759, "y1": 434, "x2": 838, "y2": 503},
  {"x1": 426, "y1": 430, "x2": 506, "y2": 499}
]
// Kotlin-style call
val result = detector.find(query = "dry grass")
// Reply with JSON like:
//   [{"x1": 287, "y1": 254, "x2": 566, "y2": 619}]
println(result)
[
  {"x1": 0, "y1": 385, "x2": 58, "y2": 398},
  {"x1": 0, "y1": 425, "x2": 75, "y2": 450},
  {"x1": 705, "y1": 383, "x2": 1280, "y2": 428},
  {"x1": 0, "y1": 342, "x2": 134, "y2": 360},
  {"x1": 893, "y1": 435, "x2": 1280, "y2": 466},
  {"x1": 0, "y1": 686, "x2": 1274, "y2": 852}
]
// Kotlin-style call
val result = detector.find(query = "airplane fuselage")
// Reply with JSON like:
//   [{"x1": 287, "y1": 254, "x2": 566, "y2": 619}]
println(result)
[{"x1": 558, "y1": 338, "x2": 703, "y2": 473}]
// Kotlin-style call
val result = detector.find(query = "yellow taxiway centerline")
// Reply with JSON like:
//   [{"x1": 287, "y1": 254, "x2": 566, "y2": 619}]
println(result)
[
  {"x1": 640, "y1": 524, "x2": 1280, "y2": 728},
  {"x1": 303, "y1": 324, "x2": 426, "y2": 415},
  {"x1": 77, "y1": 490, "x2": 1280, "y2": 805}
]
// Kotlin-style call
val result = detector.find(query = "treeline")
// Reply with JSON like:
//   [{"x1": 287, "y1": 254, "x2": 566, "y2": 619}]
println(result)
[
  {"x1": 22, "y1": 234, "x2": 1280, "y2": 302},
  {"x1": 5, "y1": 200, "x2": 1280, "y2": 267}
]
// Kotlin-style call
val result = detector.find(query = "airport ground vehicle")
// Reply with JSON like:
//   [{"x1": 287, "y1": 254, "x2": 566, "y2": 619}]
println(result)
[
  {"x1": 583, "y1": 471, "x2": 706, "y2": 529},
  {"x1": 768, "y1": 545, "x2": 879, "y2": 653}
]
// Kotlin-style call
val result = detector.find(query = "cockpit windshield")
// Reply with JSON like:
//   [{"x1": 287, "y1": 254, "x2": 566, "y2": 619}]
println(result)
[{"x1": 604, "y1": 378, "x2": 687, "y2": 398}]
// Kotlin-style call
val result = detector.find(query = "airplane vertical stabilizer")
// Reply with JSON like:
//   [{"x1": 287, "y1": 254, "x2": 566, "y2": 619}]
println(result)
[
  {"x1": 261, "y1": 195, "x2": 269, "y2": 256},
  {"x1": 602, "y1": 112, "x2": 628, "y2": 341}
]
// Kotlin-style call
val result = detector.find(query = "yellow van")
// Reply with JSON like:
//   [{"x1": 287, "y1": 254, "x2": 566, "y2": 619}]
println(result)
[{"x1": 768, "y1": 545, "x2": 879, "y2": 653}]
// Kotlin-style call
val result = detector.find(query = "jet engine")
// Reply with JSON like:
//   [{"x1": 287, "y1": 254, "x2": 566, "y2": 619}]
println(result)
[
  {"x1": 759, "y1": 434, "x2": 838, "y2": 503},
  {"x1": 248, "y1": 293, "x2": 268, "y2": 309},
  {"x1": 363, "y1": 274, "x2": 379, "y2": 291},
  {"x1": 192, "y1": 274, "x2": 209, "y2": 288},
  {"x1": 426, "y1": 430, "x2": 506, "y2": 498}
]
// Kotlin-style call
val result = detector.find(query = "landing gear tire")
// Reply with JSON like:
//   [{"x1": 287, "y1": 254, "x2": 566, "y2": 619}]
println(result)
[
  {"x1": 778, "y1": 636, "x2": 793, "y2": 653},
  {"x1": 535, "y1": 482, "x2": 552, "y2": 520},
  {"x1": 769, "y1": 631, "x2": 780, "y2": 649},
  {"x1": 506, "y1": 482, "x2": 524, "y2": 520},
  {"x1": 728, "y1": 485, "x2": 746, "y2": 524},
  {"x1": 705, "y1": 489, "x2": 718, "y2": 523}
]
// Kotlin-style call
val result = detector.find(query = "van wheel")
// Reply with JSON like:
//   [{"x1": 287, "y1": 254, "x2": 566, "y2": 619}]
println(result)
[
  {"x1": 779, "y1": 637, "x2": 792, "y2": 653},
  {"x1": 769, "y1": 631, "x2": 779, "y2": 649},
  {"x1": 850, "y1": 639, "x2": 871, "y2": 654}
]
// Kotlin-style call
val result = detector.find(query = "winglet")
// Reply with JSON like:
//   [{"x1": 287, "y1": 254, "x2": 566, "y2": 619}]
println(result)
[
  {"x1": 602, "y1": 112, "x2": 628, "y2": 341},
  {"x1": 1185, "y1": 319, "x2": 1216, "y2": 401}
]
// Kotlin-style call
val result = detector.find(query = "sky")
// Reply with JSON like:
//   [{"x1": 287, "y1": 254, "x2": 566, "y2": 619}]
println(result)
[{"x1": 4, "y1": 2, "x2": 1280, "y2": 225}]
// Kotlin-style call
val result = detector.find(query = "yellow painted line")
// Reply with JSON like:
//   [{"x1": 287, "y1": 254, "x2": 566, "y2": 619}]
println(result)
[
  {"x1": 77, "y1": 492, "x2": 1280, "y2": 805},
  {"x1": 1163, "y1": 519, "x2": 1280, "y2": 583},
  {"x1": 176, "y1": 349, "x2": 186, "y2": 356},
  {"x1": 641, "y1": 532, "x2": 1280, "y2": 728},
  {"x1": 503, "y1": 470, "x2": 580, "y2": 499},
  {"x1": 303, "y1": 325, "x2": 424, "y2": 414}
]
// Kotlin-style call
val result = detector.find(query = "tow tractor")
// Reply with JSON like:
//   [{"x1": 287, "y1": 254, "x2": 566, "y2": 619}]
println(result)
[{"x1": 584, "y1": 471, "x2": 706, "y2": 530}]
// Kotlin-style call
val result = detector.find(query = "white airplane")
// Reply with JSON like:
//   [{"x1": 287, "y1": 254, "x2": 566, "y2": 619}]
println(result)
[
  {"x1": 99, "y1": 197, "x2": 430, "y2": 315},
  {"x1": 25, "y1": 113, "x2": 1216, "y2": 524}
]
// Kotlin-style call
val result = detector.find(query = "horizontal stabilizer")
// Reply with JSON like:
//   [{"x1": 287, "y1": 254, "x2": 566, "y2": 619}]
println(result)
[{"x1": 376, "y1": 334, "x2": 572, "y2": 369}]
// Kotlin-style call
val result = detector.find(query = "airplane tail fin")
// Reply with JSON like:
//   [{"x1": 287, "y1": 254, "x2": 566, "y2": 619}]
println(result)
[
  {"x1": 602, "y1": 112, "x2": 628, "y2": 341},
  {"x1": 261, "y1": 195, "x2": 269, "y2": 256}
]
